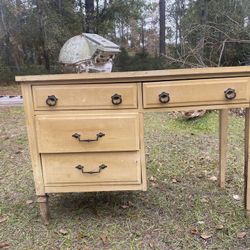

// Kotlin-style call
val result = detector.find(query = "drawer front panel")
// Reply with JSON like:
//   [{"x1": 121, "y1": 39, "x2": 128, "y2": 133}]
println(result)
[
  {"x1": 36, "y1": 113, "x2": 139, "y2": 153},
  {"x1": 33, "y1": 83, "x2": 138, "y2": 110},
  {"x1": 42, "y1": 152, "x2": 141, "y2": 186},
  {"x1": 143, "y1": 78, "x2": 249, "y2": 108}
]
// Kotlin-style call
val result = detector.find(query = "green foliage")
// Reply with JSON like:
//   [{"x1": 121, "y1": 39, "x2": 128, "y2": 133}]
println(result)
[
  {"x1": 114, "y1": 48, "x2": 168, "y2": 72},
  {"x1": 0, "y1": 0, "x2": 249, "y2": 82}
]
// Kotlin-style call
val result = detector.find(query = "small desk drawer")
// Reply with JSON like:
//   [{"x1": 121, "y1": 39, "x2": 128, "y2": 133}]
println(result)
[
  {"x1": 42, "y1": 152, "x2": 141, "y2": 186},
  {"x1": 35, "y1": 113, "x2": 139, "y2": 153},
  {"x1": 32, "y1": 83, "x2": 137, "y2": 110},
  {"x1": 143, "y1": 78, "x2": 249, "y2": 108}
]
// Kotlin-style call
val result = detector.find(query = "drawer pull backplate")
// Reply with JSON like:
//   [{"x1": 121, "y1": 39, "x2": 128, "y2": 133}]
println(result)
[
  {"x1": 75, "y1": 164, "x2": 107, "y2": 174},
  {"x1": 224, "y1": 88, "x2": 236, "y2": 100},
  {"x1": 159, "y1": 92, "x2": 170, "y2": 103},
  {"x1": 111, "y1": 93, "x2": 122, "y2": 105},
  {"x1": 72, "y1": 132, "x2": 105, "y2": 142},
  {"x1": 46, "y1": 95, "x2": 58, "y2": 106}
]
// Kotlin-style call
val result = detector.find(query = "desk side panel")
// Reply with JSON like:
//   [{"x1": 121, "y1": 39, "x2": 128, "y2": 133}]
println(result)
[{"x1": 21, "y1": 83, "x2": 45, "y2": 195}]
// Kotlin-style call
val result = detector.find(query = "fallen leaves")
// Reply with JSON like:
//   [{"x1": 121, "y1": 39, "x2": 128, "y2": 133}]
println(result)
[
  {"x1": 171, "y1": 178, "x2": 180, "y2": 183},
  {"x1": 100, "y1": 233, "x2": 108, "y2": 245},
  {"x1": 59, "y1": 229, "x2": 68, "y2": 235},
  {"x1": 120, "y1": 204, "x2": 129, "y2": 209},
  {"x1": 149, "y1": 176, "x2": 157, "y2": 182},
  {"x1": 26, "y1": 200, "x2": 33, "y2": 205},
  {"x1": 120, "y1": 201, "x2": 134, "y2": 209},
  {"x1": 209, "y1": 176, "x2": 217, "y2": 181},
  {"x1": 200, "y1": 233, "x2": 213, "y2": 240},
  {"x1": 237, "y1": 232, "x2": 247, "y2": 239},
  {"x1": 197, "y1": 221, "x2": 205, "y2": 225},
  {"x1": 0, "y1": 243, "x2": 10, "y2": 249},
  {"x1": 0, "y1": 215, "x2": 8, "y2": 224},
  {"x1": 233, "y1": 194, "x2": 240, "y2": 201},
  {"x1": 172, "y1": 178, "x2": 178, "y2": 183},
  {"x1": 191, "y1": 228, "x2": 213, "y2": 240},
  {"x1": 191, "y1": 228, "x2": 199, "y2": 235},
  {"x1": 201, "y1": 197, "x2": 208, "y2": 203},
  {"x1": 148, "y1": 242, "x2": 154, "y2": 249},
  {"x1": 216, "y1": 224, "x2": 224, "y2": 230},
  {"x1": 149, "y1": 176, "x2": 159, "y2": 187}
]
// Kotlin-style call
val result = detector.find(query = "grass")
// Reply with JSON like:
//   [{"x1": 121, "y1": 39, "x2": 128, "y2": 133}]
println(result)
[{"x1": 0, "y1": 107, "x2": 249, "y2": 249}]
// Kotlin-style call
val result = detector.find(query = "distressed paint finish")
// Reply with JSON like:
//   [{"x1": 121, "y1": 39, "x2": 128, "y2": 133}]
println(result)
[{"x1": 16, "y1": 66, "x2": 250, "y2": 223}]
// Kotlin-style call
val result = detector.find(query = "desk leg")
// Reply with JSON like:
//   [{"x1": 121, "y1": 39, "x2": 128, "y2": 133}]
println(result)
[
  {"x1": 37, "y1": 195, "x2": 50, "y2": 225},
  {"x1": 219, "y1": 109, "x2": 228, "y2": 188},
  {"x1": 245, "y1": 108, "x2": 250, "y2": 218}
]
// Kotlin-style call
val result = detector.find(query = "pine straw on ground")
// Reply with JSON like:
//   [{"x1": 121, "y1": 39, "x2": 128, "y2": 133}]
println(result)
[{"x1": 0, "y1": 107, "x2": 249, "y2": 249}]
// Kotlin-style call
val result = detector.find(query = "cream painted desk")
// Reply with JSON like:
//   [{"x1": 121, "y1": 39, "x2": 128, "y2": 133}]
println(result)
[{"x1": 16, "y1": 66, "x2": 250, "y2": 224}]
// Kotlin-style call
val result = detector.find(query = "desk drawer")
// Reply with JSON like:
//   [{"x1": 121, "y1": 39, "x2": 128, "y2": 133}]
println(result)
[
  {"x1": 42, "y1": 152, "x2": 141, "y2": 186},
  {"x1": 143, "y1": 78, "x2": 249, "y2": 108},
  {"x1": 33, "y1": 83, "x2": 137, "y2": 110},
  {"x1": 35, "y1": 113, "x2": 139, "y2": 153}
]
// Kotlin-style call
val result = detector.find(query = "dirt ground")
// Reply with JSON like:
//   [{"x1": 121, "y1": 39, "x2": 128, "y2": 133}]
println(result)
[{"x1": 0, "y1": 83, "x2": 21, "y2": 96}]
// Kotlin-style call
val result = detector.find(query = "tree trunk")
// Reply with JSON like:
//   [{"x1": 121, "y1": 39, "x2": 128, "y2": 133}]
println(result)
[
  {"x1": 199, "y1": 0, "x2": 208, "y2": 58},
  {"x1": 58, "y1": 0, "x2": 62, "y2": 13},
  {"x1": 85, "y1": 0, "x2": 94, "y2": 33},
  {"x1": 78, "y1": 0, "x2": 85, "y2": 32},
  {"x1": 179, "y1": 0, "x2": 185, "y2": 55},
  {"x1": 96, "y1": 0, "x2": 99, "y2": 33},
  {"x1": 159, "y1": 0, "x2": 166, "y2": 55},
  {"x1": 130, "y1": 19, "x2": 137, "y2": 48},
  {"x1": 37, "y1": 0, "x2": 50, "y2": 71},
  {"x1": 141, "y1": 19, "x2": 145, "y2": 51},
  {"x1": 175, "y1": 15, "x2": 179, "y2": 50},
  {"x1": 0, "y1": 1, "x2": 20, "y2": 71}
]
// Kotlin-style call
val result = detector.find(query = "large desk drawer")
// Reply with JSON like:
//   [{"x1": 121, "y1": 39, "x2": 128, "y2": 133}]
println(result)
[
  {"x1": 42, "y1": 152, "x2": 141, "y2": 186},
  {"x1": 143, "y1": 78, "x2": 249, "y2": 108},
  {"x1": 32, "y1": 83, "x2": 138, "y2": 110},
  {"x1": 35, "y1": 113, "x2": 139, "y2": 153}
]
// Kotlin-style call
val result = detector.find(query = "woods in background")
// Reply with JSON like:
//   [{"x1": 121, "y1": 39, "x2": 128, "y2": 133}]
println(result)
[{"x1": 0, "y1": 0, "x2": 249, "y2": 81}]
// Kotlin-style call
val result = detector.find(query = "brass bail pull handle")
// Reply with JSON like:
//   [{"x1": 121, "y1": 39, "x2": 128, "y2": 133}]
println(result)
[
  {"x1": 75, "y1": 164, "x2": 107, "y2": 174},
  {"x1": 72, "y1": 132, "x2": 105, "y2": 142},
  {"x1": 46, "y1": 95, "x2": 58, "y2": 106},
  {"x1": 224, "y1": 88, "x2": 236, "y2": 100},
  {"x1": 159, "y1": 92, "x2": 170, "y2": 103},
  {"x1": 111, "y1": 93, "x2": 122, "y2": 105}
]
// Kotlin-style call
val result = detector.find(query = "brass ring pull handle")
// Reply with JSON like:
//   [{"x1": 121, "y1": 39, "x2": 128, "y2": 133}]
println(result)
[
  {"x1": 75, "y1": 164, "x2": 107, "y2": 174},
  {"x1": 111, "y1": 93, "x2": 122, "y2": 105},
  {"x1": 46, "y1": 95, "x2": 58, "y2": 106},
  {"x1": 159, "y1": 92, "x2": 170, "y2": 103},
  {"x1": 72, "y1": 132, "x2": 105, "y2": 142},
  {"x1": 224, "y1": 88, "x2": 236, "y2": 100}
]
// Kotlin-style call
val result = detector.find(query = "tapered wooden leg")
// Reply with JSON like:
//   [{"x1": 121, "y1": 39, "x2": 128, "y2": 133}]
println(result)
[
  {"x1": 37, "y1": 195, "x2": 50, "y2": 225},
  {"x1": 219, "y1": 109, "x2": 228, "y2": 188},
  {"x1": 244, "y1": 109, "x2": 250, "y2": 218}
]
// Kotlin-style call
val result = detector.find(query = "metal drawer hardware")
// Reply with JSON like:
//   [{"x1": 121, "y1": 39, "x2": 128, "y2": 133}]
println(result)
[
  {"x1": 46, "y1": 95, "x2": 58, "y2": 106},
  {"x1": 111, "y1": 93, "x2": 122, "y2": 105},
  {"x1": 75, "y1": 164, "x2": 107, "y2": 174},
  {"x1": 224, "y1": 88, "x2": 236, "y2": 100},
  {"x1": 72, "y1": 132, "x2": 105, "y2": 142},
  {"x1": 159, "y1": 92, "x2": 170, "y2": 103}
]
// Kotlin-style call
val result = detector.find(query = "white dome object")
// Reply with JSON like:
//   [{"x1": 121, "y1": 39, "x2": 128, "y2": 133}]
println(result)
[
  {"x1": 58, "y1": 35, "x2": 92, "y2": 65},
  {"x1": 84, "y1": 33, "x2": 120, "y2": 53},
  {"x1": 59, "y1": 33, "x2": 120, "y2": 65}
]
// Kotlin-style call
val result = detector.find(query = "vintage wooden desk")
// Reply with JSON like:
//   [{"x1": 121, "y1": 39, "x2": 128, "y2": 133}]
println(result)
[{"x1": 16, "y1": 66, "x2": 250, "y2": 224}]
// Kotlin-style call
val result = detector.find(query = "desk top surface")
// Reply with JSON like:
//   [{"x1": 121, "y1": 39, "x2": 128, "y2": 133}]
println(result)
[{"x1": 16, "y1": 66, "x2": 250, "y2": 83}]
